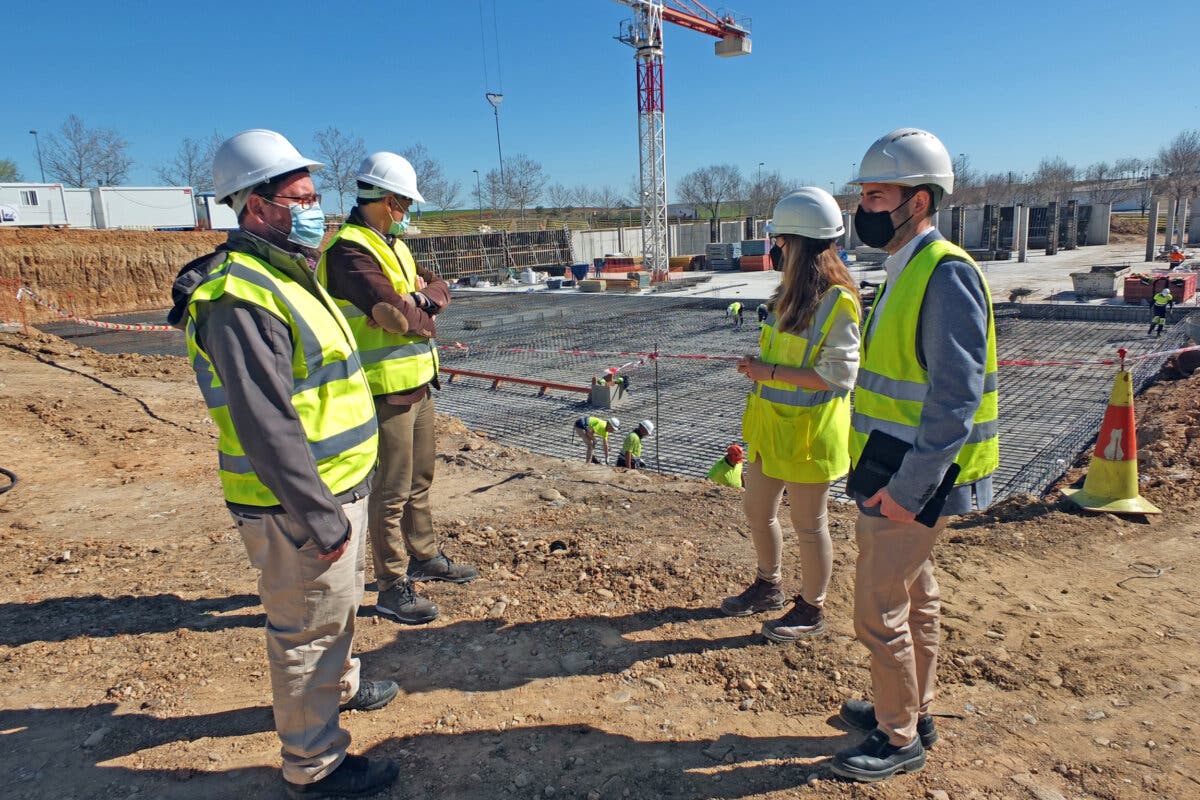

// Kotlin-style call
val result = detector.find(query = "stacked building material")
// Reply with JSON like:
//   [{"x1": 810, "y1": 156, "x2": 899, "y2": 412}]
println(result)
[
  {"x1": 740, "y1": 239, "x2": 768, "y2": 256},
  {"x1": 739, "y1": 254, "x2": 772, "y2": 272},
  {"x1": 705, "y1": 242, "x2": 741, "y2": 271}
]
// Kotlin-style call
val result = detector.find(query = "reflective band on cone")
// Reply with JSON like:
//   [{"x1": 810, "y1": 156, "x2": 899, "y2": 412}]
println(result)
[{"x1": 1064, "y1": 369, "x2": 1161, "y2": 515}]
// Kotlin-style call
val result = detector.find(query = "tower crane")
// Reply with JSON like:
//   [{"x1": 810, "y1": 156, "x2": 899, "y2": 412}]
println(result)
[{"x1": 613, "y1": 1, "x2": 750, "y2": 280}]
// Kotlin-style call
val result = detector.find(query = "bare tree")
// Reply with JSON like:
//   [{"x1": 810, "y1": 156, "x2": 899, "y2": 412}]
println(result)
[
  {"x1": 1156, "y1": 130, "x2": 1200, "y2": 200},
  {"x1": 156, "y1": 137, "x2": 213, "y2": 191},
  {"x1": 676, "y1": 163, "x2": 743, "y2": 223},
  {"x1": 43, "y1": 115, "x2": 133, "y2": 187},
  {"x1": 571, "y1": 184, "x2": 595, "y2": 208},
  {"x1": 313, "y1": 127, "x2": 366, "y2": 216},
  {"x1": 1081, "y1": 161, "x2": 1134, "y2": 208},
  {"x1": 746, "y1": 170, "x2": 791, "y2": 217},
  {"x1": 0, "y1": 158, "x2": 21, "y2": 182},
  {"x1": 502, "y1": 154, "x2": 547, "y2": 219},
  {"x1": 483, "y1": 168, "x2": 511, "y2": 217},
  {"x1": 426, "y1": 177, "x2": 463, "y2": 213},
  {"x1": 592, "y1": 185, "x2": 623, "y2": 214},
  {"x1": 546, "y1": 183, "x2": 574, "y2": 211},
  {"x1": 947, "y1": 153, "x2": 979, "y2": 205},
  {"x1": 1027, "y1": 157, "x2": 1076, "y2": 203}
]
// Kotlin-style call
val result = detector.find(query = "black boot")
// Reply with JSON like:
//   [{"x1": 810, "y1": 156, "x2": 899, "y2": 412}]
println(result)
[
  {"x1": 838, "y1": 698, "x2": 938, "y2": 748},
  {"x1": 830, "y1": 729, "x2": 925, "y2": 783},
  {"x1": 284, "y1": 754, "x2": 400, "y2": 798}
]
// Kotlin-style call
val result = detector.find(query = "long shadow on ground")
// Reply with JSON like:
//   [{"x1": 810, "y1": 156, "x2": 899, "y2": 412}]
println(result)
[{"x1": 0, "y1": 593, "x2": 262, "y2": 646}]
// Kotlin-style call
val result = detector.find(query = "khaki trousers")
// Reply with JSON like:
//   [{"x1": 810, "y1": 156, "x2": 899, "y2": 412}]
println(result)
[
  {"x1": 743, "y1": 458, "x2": 833, "y2": 606},
  {"x1": 233, "y1": 494, "x2": 367, "y2": 784},
  {"x1": 370, "y1": 393, "x2": 438, "y2": 588},
  {"x1": 853, "y1": 512, "x2": 947, "y2": 746}
]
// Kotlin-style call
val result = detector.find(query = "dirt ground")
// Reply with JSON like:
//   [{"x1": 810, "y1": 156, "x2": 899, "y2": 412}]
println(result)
[{"x1": 1, "y1": 329, "x2": 1198, "y2": 800}]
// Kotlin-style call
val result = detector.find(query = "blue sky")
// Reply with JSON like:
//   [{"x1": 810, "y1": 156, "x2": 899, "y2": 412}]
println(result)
[{"x1": 5, "y1": 0, "x2": 1198, "y2": 203}]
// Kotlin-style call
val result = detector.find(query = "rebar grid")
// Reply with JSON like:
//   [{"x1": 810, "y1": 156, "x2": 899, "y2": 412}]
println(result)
[{"x1": 37, "y1": 298, "x2": 1194, "y2": 502}]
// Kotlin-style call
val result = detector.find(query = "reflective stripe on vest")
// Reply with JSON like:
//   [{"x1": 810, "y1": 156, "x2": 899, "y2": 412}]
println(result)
[
  {"x1": 741, "y1": 286, "x2": 858, "y2": 483},
  {"x1": 185, "y1": 250, "x2": 378, "y2": 507},
  {"x1": 849, "y1": 237, "x2": 999, "y2": 484},
  {"x1": 318, "y1": 223, "x2": 439, "y2": 395}
]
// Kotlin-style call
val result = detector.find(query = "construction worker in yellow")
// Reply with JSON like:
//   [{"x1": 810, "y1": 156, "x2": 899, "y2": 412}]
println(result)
[
  {"x1": 167, "y1": 130, "x2": 399, "y2": 799},
  {"x1": 617, "y1": 419, "x2": 653, "y2": 469},
  {"x1": 707, "y1": 444, "x2": 745, "y2": 487},
  {"x1": 832, "y1": 128, "x2": 999, "y2": 783},
  {"x1": 1149, "y1": 286, "x2": 1174, "y2": 337},
  {"x1": 726, "y1": 300, "x2": 744, "y2": 328},
  {"x1": 574, "y1": 415, "x2": 620, "y2": 463},
  {"x1": 319, "y1": 152, "x2": 477, "y2": 628},
  {"x1": 723, "y1": 188, "x2": 860, "y2": 649}
]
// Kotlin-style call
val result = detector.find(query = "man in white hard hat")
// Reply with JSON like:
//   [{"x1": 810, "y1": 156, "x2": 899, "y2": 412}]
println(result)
[
  {"x1": 573, "y1": 415, "x2": 620, "y2": 464},
  {"x1": 831, "y1": 128, "x2": 999, "y2": 783},
  {"x1": 167, "y1": 130, "x2": 399, "y2": 798},
  {"x1": 617, "y1": 419, "x2": 653, "y2": 469},
  {"x1": 319, "y1": 152, "x2": 477, "y2": 627}
]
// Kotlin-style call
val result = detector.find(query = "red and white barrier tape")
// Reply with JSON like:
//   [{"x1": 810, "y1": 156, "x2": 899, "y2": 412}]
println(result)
[{"x1": 15, "y1": 287, "x2": 176, "y2": 332}]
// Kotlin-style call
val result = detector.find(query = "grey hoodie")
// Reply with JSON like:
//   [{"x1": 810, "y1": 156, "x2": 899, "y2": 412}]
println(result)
[{"x1": 168, "y1": 230, "x2": 371, "y2": 551}]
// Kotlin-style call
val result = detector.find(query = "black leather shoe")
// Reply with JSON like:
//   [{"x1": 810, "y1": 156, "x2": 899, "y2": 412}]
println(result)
[
  {"x1": 340, "y1": 680, "x2": 399, "y2": 712},
  {"x1": 830, "y1": 729, "x2": 925, "y2": 783},
  {"x1": 284, "y1": 754, "x2": 400, "y2": 798},
  {"x1": 407, "y1": 551, "x2": 478, "y2": 583},
  {"x1": 839, "y1": 698, "x2": 938, "y2": 749}
]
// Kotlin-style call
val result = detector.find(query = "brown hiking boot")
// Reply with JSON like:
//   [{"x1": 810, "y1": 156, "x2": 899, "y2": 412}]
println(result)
[
  {"x1": 761, "y1": 596, "x2": 826, "y2": 641},
  {"x1": 719, "y1": 578, "x2": 786, "y2": 617}
]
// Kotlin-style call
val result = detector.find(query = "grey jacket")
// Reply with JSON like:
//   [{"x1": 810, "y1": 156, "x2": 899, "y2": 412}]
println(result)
[
  {"x1": 168, "y1": 230, "x2": 371, "y2": 551},
  {"x1": 855, "y1": 229, "x2": 994, "y2": 517}
]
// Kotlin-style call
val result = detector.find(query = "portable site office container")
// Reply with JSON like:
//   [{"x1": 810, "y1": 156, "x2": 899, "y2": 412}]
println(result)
[
  {"x1": 195, "y1": 193, "x2": 239, "y2": 231},
  {"x1": 92, "y1": 186, "x2": 197, "y2": 229},
  {"x1": 0, "y1": 183, "x2": 69, "y2": 226},
  {"x1": 63, "y1": 188, "x2": 98, "y2": 228}
]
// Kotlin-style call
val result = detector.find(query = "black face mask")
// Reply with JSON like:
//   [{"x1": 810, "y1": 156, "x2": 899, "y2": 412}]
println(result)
[
  {"x1": 769, "y1": 243, "x2": 783, "y2": 270},
  {"x1": 854, "y1": 193, "x2": 916, "y2": 249}
]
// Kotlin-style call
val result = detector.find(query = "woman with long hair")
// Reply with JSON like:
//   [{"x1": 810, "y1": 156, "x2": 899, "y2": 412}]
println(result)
[{"x1": 721, "y1": 187, "x2": 861, "y2": 642}]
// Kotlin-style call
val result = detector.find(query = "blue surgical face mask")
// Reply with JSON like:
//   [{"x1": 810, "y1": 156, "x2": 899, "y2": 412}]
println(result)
[
  {"x1": 389, "y1": 212, "x2": 410, "y2": 236},
  {"x1": 287, "y1": 203, "x2": 326, "y2": 248}
]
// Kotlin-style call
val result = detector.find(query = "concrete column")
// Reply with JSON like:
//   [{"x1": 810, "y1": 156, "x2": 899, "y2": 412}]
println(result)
[
  {"x1": 1168, "y1": 198, "x2": 1179, "y2": 249},
  {"x1": 1181, "y1": 198, "x2": 1191, "y2": 246},
  {"x1": 1045, "y1": 202, "x2": 1060, "y2": 256},
  {"x1": 1017, "y1": 205, "x2": 1029, "y2": 263},
  {"x1": 1145, "y1": 197, "x2": 1160, "y2": 262}
]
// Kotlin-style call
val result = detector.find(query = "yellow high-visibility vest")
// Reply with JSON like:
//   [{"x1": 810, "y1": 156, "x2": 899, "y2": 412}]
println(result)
[
  {"x1": 742, "y1": 286, "x2": 858, "y2": 483},
  {"x1": 849, "y1": 238, "x2": 999, "y2": 484},
  {"x1": 318, "y1": 223, "x2": 439, "y2": 396},
  {"x1": 184, "y1": 250, "x2": 378, "y2": 507}
]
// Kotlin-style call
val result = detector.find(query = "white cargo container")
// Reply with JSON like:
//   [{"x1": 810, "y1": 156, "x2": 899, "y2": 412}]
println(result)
[
  {"x1": 92, "y1": 186, "x2": 197, "y2": 229},
  {"x1": 195, "y1": 193, "x2": 239, "y2": 231},
  {"x1": 63, "y1": 188, "x2": 98, "y2": 228},
  {"x1": 0, "y1": 183, "x2": 69, "y2": 226}
]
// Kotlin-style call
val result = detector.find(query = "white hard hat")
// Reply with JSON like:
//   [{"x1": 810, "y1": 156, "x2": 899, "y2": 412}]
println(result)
[
  {"x1": 764, "y1": 187, "x2": 844, "y2": 239},
  {"x1": 638, "y1": 419, "x2": 654, "y2": 436},
  {"x1": 213, "y1": 129, "x2": 323, "y2": 212},
  {"x1": 356, "y1": 152, "x2": 426, "y2": 204},
  {"x1": 607, "y1": 417, "x2": 621, "y2": 431},
  {"x1": 850, "y1": 127, "x2": 955, "y2": 197}
]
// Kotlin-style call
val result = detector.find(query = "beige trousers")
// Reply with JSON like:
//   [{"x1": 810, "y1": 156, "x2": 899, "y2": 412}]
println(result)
[
  {"x1": 742, "y1": 458, "x2": 833, "y2": 606},
  {"x1": 370, "y1": 393, "x2": 438, "y2": 588},
  {"x1": 853, "y1": 512, "x2": 947, "y2": 746},
  {"x1": 233, "y1": 495, "x2": 367, "y2": 785}
]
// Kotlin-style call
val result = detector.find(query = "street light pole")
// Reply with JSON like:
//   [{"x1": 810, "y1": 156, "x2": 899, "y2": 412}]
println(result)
[
  {"x1": 29, "y1": 130, "x2": 45, "y2": 182},
  {"x1": 473, "y1": 169, "x2": 482, "y2": 221}
]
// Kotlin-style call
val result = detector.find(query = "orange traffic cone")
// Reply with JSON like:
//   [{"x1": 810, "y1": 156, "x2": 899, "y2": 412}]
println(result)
[{"x1": 1064, "y1": 364, "x2": 1160, "y2": 515}]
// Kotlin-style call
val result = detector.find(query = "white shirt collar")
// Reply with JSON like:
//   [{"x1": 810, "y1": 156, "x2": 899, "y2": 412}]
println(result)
[{"x1": 882, "y1": 226, "x2": 938, "y2": 283}]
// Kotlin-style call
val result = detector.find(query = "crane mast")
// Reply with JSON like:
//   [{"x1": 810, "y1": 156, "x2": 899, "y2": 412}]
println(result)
[{"x1": 614, "y1": 0, "x2": 750, "y2": 281}]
